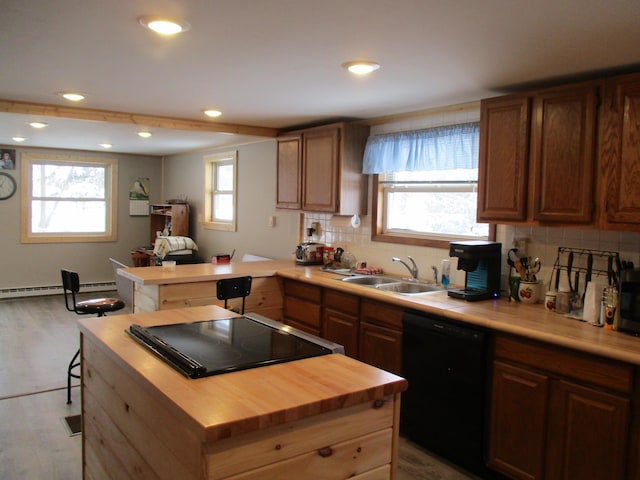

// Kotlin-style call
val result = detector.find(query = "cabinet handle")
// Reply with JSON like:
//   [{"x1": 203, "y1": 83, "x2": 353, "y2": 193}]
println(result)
[
  {"x1": 373, "y1": 398, "x2": 385, "y2": 409},
  {"x1": 317, "y1": 446, "x2": 333, "y2": 458}
]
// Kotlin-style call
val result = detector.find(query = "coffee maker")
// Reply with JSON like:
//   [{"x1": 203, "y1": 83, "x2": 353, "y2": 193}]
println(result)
[{"x1": 448, "y1": 240, "x2": 502, "y2": 301}]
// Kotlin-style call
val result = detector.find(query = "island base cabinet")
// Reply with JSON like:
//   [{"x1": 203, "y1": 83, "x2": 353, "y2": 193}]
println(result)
[
  {"x1": 205, "y1": 395, "x2": 399, "y2": 480},
  {"x1": 82, "y1": 331, "x2": 402, "y2": 480}
]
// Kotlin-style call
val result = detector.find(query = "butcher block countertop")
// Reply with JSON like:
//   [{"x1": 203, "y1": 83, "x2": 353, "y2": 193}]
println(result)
[
  {"x1": 118, "y1": 259, "x2": 640, "y2": 365},
  {"x1": 276, "y1": 266, "x2": 640, "y2": 367},
  {"x1": 77, "y1": 304, "x2": 407, "y2": 443},
  {"x1": 118, "y1": 259, "x2": 295, "y2": 286}
]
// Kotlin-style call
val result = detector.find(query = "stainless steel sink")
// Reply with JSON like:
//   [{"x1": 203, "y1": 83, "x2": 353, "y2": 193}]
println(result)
[
  {"x1": 338, "y1": 275, "x2": 442, "y2": 295},
  {"x1": 339, "y1": 275, "x2": 399, "y2": 285},
  {"x1": 375, "y1": 282, "x2": 442, "y2": 294}
]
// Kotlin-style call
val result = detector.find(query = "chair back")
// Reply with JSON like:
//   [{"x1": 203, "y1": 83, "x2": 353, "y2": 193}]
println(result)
[
  {"x1": 61, "y1": 269, "x2": 81, "y2": 313},
  {"x1": 216, "y1": 276, "x2": 252, "y2": 314}
]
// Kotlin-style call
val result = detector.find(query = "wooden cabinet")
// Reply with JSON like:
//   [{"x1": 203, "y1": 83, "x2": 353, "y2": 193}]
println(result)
[
  {"x1": 488, "y1": 334, "x2": 634, "y2": 480},
  {"x1": 601, "y1": 72, "x2": 640, "y2": 228},
  {"x1": 276, "y1": 135, "x2": 302, "y2": 209},
  {"x1": 276, "y1": 122, "x2": 369, "y2": 215},
  {"x1": 149, "y1": 203, "x2": 189, "y2": 244},
  {"x1": 359, "y1": 300, "x2": 403, "y2": 375},
  {"x1": 478, "y1": 82, "x2": 599, "y2": 225},
  {"x1": 477, "y1": 95, "x2": 531, "y2": 222},
  {"x1": 530, "y1": 83, "x2": 598, "y2": 223},
  {"x1": 282, "y1": 283, "x2": 403, "y2": 372},
  {"x1": 281, "y1": 279, "x2": 322, "y2": 336},
  {"x1": 322, "y1": 289, "x2": 360, "y2": 358}
]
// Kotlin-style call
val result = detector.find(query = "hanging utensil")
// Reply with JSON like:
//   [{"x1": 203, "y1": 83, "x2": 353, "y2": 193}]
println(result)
[
  {"x1": 567, "y1": 251, "x2": 574, "y2": 292},
  {"x1": 583, "y1": 253, "x2": 593, "y2": 302}
]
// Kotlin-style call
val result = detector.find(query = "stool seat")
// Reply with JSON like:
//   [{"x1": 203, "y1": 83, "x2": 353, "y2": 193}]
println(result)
[{"x1": 75, "y1": 297, "x2": 125, "y2": 314}]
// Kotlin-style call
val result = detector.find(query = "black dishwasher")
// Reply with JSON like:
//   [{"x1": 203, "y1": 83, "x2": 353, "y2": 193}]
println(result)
[{"x1": 401, "y1": 310, "x2": 497, "y2": 479}]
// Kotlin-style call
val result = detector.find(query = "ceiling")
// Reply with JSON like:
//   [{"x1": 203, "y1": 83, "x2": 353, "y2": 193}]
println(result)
[{"x1": 2, "y1": 0, "x2": 640, "y2": 156}]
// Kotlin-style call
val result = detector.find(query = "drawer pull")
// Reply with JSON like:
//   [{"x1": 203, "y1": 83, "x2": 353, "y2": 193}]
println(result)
[
  {"x1": 373, "y1": 399, "x2": 385, "y2": 409},
  {"x1": 318, "y1": 446, "x2": 333, "y2": 457}
]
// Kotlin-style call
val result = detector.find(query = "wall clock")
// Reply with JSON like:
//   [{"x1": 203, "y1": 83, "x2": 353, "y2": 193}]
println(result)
[{"x1": 0, "y1": 171, "x2": 17, "y2": 200}]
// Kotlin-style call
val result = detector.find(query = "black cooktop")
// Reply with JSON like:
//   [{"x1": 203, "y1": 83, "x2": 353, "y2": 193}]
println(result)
[{"x1": 127, "y1": 315, "x2": 335, "y2": 378}]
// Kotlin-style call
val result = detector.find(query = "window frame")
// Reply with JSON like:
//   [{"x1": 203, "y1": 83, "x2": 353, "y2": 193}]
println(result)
[
  {"x1": 371, "y1": 175, "x2": 495, "y2": 249},
  {"x1": 20, "y1": 153, "x2": 118, "y2": 244},
  {"x1": 202, "y1": 150, "x2": 237, "y2": 232}
]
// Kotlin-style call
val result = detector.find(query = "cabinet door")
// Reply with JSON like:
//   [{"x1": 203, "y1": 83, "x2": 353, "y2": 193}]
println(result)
[
  {"x1": 545, "y1": 379, "x2": 630, "y2": 480},
  {"x1": 602, "y1": 74, "x2": 640, "y2": 226},
  {"x1": 530, "y1": 84, "x2": 598, "y2": 223},
  {"x1": 323, "y1": 289, "x2": 360, "y2": 358},
  {"x1": 358, "y1": 322, "x2": 402, "y2": 375},
  {"x1": 477, "y1": 95, "x2": 531, "y2": 222},
  {"x1": 488, "y1": 361, "x2": 549, "y2": 480},
  {"x1": 302, "y1": 127, "x2": 340, "y2": 212},
  {"x1": 276, "y1": 135, "x2": 302, "y2": 209}
]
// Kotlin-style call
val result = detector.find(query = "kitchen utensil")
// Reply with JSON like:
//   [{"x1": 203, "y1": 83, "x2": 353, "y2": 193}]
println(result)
[
  {"x1": 567, "y1": 251, "x2": 574, "y2": 292},
  {"x1": 583, "y1": 253, "x2": 593, "y2": 302}
]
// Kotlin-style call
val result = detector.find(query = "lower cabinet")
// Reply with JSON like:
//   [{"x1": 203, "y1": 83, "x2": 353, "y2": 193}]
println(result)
[
  {"x1": 283, "y1": 281, "x2": 403, "y2": 374},
  {"x1": 489, "y1": 334, "x2": 633, "y2": 480},
  {"x1": 322, "y1": 289, "x2": 360, "y2": 358},
  {"x1": 282, "y1": 279, "x2": 322, "y2": 336},
  {"x1": 358, "y1": 300, "x2": 403, "y2": 375}
]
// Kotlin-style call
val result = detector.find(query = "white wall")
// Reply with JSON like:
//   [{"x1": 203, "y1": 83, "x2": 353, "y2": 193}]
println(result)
[
  {"x1": 162, "y1": 140, "x2": 300, "y2": 263},
  {"x1": 0, "y1": 146, "x2": 162, "y2": 290}
]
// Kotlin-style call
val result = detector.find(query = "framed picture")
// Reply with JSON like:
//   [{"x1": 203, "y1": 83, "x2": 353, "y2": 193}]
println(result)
[{"x1": 0, "y1": 149, "x2": 16, "y2": 170}]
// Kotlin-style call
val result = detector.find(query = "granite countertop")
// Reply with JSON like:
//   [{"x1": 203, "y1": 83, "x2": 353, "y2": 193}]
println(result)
[
  {"x1": 276, "y1": 266, "x2": 640, "y2": 366},
  {"x1": 78, "y1": 304, "x2": 407, "y2": 442}
]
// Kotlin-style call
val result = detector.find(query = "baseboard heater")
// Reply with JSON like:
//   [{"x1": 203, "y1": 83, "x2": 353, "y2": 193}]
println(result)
[{"x1": 0, "y1": 282, "x2": 116, "y2": 299}]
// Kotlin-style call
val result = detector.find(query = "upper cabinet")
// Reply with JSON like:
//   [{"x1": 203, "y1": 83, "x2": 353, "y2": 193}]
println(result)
[
  {"x1": 478, "y1": 81, "x2": 599, "y2": 225},
  {"x1": 600, "y1": 72, "x2": 640, "y2": 228},
  {"x1": 276, "y1": 122, "x2": 369, "y2": 215}
]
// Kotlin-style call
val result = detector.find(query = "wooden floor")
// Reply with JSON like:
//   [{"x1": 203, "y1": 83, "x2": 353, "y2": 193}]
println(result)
[{"x1": 0, "y1": 294, "x2": 475, "y2": 480}]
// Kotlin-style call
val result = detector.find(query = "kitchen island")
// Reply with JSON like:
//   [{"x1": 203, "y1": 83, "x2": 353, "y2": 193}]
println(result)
[
  {"x1": 78, "y1": 305, "x2": 407, "y2": 480},
  {"x1": 119, "y1": 259, "x2": 293, "y2": 316}
]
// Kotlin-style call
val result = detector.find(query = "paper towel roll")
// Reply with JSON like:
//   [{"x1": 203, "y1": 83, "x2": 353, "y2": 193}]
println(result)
[{"x1": 583, "y1": 278, "x2": 608, "y2": 325}]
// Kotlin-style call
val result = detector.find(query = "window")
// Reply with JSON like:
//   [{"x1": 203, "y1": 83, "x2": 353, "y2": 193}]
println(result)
[
  {"x1": 203, "y1": 151, "x2": 237, "y2": 231},
  {"x1": 21, "y1": 153, "x2": 117, "y2": 243},
  {"x1": 364, "y1": 122, "x2": 492, "y2": 248}
]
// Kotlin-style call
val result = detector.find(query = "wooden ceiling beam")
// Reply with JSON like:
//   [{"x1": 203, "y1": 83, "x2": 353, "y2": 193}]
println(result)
[{"x1": 0, "y1": 99, "x2": 278, "y2": 138}]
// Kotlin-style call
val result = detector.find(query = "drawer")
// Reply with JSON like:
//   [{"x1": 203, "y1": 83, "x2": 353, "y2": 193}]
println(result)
[
  {"x1": 324, "y1": 288, "x2": 360, "y2": 316},
  {"x1": 284, "y1": 279, "x2": 322, "y2": 303},
  {"x1": 361, "y1": 299, "x2": 403, "y2": 330},
  {"x1": 494, "y1": 334, "x2": 635, "y2": 394}
]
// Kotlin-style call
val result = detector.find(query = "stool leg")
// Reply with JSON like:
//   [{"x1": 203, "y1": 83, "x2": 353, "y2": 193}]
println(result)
[{"x1": 67, "y1": 348, "x2": 80, "y2": 404}]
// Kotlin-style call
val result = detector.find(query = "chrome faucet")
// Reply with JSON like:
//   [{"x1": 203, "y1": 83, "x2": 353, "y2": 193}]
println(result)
[
  {"x1": 431, "y1": 265, "x2": 439, "y2": 285},
  {"x1": 392, "y1": 256, "x2": 419, "y2": 281}
]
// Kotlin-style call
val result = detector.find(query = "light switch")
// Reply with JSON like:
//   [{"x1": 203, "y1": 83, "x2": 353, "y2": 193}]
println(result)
[{"x1": 268, "y1": 216, "x2": 276, "y2": 227}]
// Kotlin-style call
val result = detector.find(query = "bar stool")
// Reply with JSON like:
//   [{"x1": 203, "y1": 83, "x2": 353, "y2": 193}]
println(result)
[
  {"x1": 61, "y1": 269, "x2": 125, "y2": 404},
  {"x1": 216, "y1": 276, "x2": 252, "y2": 314}
]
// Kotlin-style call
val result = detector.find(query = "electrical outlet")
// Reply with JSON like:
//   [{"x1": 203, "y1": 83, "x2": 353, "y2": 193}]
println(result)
[{"x1": 268, "y1": 216, "x2": 276, "y2": 227}]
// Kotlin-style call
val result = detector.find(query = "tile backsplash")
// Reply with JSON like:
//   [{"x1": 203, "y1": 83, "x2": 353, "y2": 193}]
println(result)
[{"x1": 302, "y1": 211, "x2": 640, "y2": 293}]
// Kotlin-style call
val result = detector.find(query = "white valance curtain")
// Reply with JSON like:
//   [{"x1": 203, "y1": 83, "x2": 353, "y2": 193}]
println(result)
[{"x1": 362, "y1": 122, "x2": 480, "y2": 174}]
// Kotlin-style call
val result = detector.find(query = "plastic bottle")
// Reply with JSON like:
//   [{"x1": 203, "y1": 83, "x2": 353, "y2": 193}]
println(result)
[{"x1": 441, "y1": 259, "x2": 451, "y2": 289}]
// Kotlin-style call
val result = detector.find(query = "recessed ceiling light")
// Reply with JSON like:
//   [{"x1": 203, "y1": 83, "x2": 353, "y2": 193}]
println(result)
[
  {"x1": 12, "y1": 136, "x2": 26, "y2": 142},
  {"x1": 59, "y1": 92, "x2": 85, "y2": 102},
  {"x1": 29, "y1": 121, "x2": 48, "y2": 129},
  {"x1": 138, "y1": 16, "x2": 190, "y2": 35},
  {"x1": 343, "y1": 61, "x2": 381, "y2": 75},
  {"x1": 138, "y1": 131, "x2": 152, "y2": 138},
  {"x1": 100, "y1": 143, "x2": 113, "y2": 149},
  {"x1": 203, "y1": 109, "x2": 222, "y2": 118}
]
